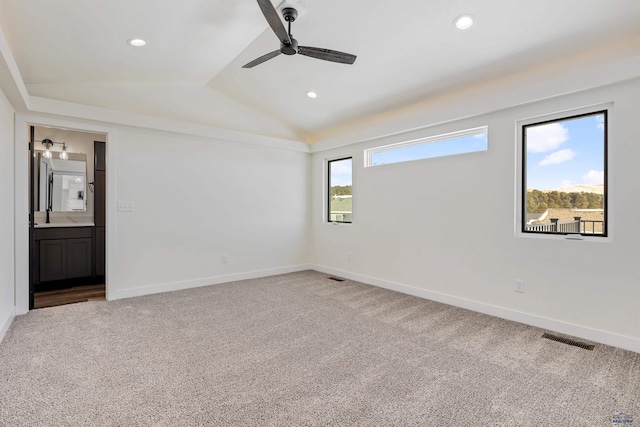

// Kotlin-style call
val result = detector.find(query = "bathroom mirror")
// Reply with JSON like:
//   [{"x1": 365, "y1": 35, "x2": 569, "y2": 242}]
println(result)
[{"x1": 35, "y1": 151, "x2": 87, "y2": 212}]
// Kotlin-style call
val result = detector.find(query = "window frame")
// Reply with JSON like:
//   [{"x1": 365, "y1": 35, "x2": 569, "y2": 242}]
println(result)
[
  {"x1": 327, "y1": 156, "x2": 353, "y2": 224},
  {"x1": 364, "y1": 126, "x2": 488, "y2": 168},
  {"x1": 520, "y1": 108, "x2": 609, "y2": 239}
]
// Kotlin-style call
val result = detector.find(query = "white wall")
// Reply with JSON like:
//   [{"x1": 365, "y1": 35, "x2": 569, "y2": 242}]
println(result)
[
  {"x1": 13, "y1": 116, "x2": 311, "y2": 308},
  {"x1": 0, "y1": 86, "x2": 15, "y2": 340},
  {"x1": 103, "y1": 126, "x2": 311, "y2": 299},
  {"x1": 311, "y1": 77, "x2": 640, "y2": 353}
]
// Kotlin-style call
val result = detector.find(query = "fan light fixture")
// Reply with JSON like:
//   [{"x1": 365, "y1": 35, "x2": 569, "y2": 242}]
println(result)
[{"x1": 454, "y1": 14, "x2": 474, "y2": 30}]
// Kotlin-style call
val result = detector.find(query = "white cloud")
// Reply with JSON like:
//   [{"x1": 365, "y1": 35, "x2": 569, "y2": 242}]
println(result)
[
  {"x1": 582, "y1": 170, "x2": 604, "y2": 184},
  {"x1": 595, "y1": 115, "x2": 605, "y2": 130},
  {"x1": 560, "y1": 180, "x2": 572, "y2": 188},
  {"x1": 526, "y1": 123, "x2": 569, "y2": 153},
  {"x1": 539, "y1": 148, "x2": 576, "y2": 166}
]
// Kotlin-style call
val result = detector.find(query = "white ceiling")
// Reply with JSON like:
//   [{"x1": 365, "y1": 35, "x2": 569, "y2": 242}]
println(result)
[{"x1": 1, "y1": 0, "x2": 640, "y2": 143}]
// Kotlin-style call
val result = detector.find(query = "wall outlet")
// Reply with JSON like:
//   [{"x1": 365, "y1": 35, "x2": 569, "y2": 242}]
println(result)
[
  {"x1": 515, "y1": 279, "x2": 524, "y2": 293},
  {"x1": 347, "y1": 251, "x2": 352, "y2": 261},
  {"x1": 222, "y1": 254, "x2": 229, "y2": 264}
]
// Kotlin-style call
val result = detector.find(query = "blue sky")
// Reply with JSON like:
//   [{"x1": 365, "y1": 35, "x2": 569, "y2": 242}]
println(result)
[
  {"x1": 371, "y1": 133, "x2": 487, "y2": 166},
  {"x1": 525, "y1": 113, "x2": 605, "y2": 190},
  {"x1": 330, "y1": 158, "x2": 352, "y2": 187}
]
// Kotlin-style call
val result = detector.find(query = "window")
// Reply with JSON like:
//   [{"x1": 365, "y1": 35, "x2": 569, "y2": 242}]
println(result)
[
  {"x1": 328, "y1": 157, "x2": 352, "y2": 223},
  {"x1": 365, "y1": 126, "x2": 487, "y2": 167},
  {"x1": 522, "y1": 110, "x2": 607, "y2": 236}
]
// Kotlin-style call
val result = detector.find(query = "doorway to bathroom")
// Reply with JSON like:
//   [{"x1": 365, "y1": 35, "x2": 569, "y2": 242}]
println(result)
[{"x1": 29, "y1": 125, "x2": 107, "y2": 309}]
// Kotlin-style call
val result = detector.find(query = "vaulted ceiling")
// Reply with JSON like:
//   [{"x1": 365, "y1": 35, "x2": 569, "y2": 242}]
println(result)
[{"x1": 1, "y1": 0, "x2": 640, "y2": 143}]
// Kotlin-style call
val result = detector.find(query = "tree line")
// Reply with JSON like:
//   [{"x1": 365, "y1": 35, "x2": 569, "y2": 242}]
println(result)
[
  {"x1": 331, "y1": 186, "x2": 602, "y2": 211},
  {"x1": 527, "y1": 190, "x2": 603, "y2": 213},
  {"x1": 330, "y1": 185, "x2": 352, "y2": 196}
]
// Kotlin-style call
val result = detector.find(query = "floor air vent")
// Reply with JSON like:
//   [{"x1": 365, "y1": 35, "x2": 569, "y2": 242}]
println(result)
[
  {"x1": 542, "y1": 333, "x2": 595, "y2": 350},
  {"x1": 328, "y1": 276, "x2": 345, "y2": 282}
]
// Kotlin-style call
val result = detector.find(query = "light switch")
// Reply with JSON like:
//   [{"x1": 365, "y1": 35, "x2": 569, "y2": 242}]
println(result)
[{"x1": 117, "y1": 201, "x2": 135, "y2": 212}]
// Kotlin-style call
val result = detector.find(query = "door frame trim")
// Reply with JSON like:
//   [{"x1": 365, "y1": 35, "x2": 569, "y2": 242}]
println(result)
[{"x1": 15, "y1": 114, "x2": 116, "y2": 314}]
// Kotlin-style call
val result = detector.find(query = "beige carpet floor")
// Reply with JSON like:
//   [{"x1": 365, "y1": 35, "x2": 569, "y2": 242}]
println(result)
[{"x1": 0, "y1": 270, "x2": 638, "y2": 426}]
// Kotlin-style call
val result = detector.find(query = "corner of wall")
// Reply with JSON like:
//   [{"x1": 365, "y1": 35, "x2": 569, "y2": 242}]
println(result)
[
  {"x1": 0, "y1": 307, "x2": 15, "y2": 344},
  {"x1": 0, "y1": 23, "x2": 29, "y2": 111}
]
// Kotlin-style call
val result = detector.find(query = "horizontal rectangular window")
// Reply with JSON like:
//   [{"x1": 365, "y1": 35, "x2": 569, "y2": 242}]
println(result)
[
  {"x1": 328, "y1": 157, "x2": 352, "y2": 223},
  {"x1": 365, "y1": 126, "x2": 488, "y2": 167},
  {"x1": 522, "y1": 110, "x2": 607, "y2": 237}
]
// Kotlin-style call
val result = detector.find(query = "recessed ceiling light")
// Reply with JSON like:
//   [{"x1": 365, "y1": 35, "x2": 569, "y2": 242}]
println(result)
[
  {"x1": 454, "y1": 14, "x2": 474, "y2": 30},
  {"x1": 127, "y1": 38, "x2": 147, "y2": 47},
  {"x1": 306, "y1": 91, "x2": 318, "y2": 99}
]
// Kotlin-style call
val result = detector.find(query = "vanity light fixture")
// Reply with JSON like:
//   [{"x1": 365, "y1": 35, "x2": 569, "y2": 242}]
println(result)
[
  {"x1": 59, "y1": 143, "x2": 69, "y2": 160},
  {"x1": 128, "y1": 38, "x2": 147, "y2": 47},
  {"x1": 39, "y1": 138, "x2": 69, "y2": 159},
  {"x1": 41, "y1": 138, "x2": 54, "y2": 159},
  {"x1": 454, "y1": 14, "x2": 474, "y2": 30}
]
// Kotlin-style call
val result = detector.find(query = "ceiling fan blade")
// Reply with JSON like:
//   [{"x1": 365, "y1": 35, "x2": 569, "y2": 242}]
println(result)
[
  {"x1": 256, "y1": 0, "x2": 291, "y2": 45},
  {"x1": 242, "y1": 50, "x2": 282, "y2": 68},
  {"x1": 298, "y1": 46, "x2": 357, "y2": 65}
]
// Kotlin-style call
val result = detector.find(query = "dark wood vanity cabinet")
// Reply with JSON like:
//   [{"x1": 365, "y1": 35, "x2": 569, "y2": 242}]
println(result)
[
  {"x1": 38, "y1": 239, "x2": 67, "y2": 282},
  {"x1": 35, "y1": 227, "x2": 93, "y2": 283}
]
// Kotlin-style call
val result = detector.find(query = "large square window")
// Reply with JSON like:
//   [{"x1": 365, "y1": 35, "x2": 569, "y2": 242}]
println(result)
[
  {"x1": 522, "y1": 110, "x2": 607, "y2": 236},
  {"x1": 328, "y1": 157, "x2": 352, "y2": 223}
]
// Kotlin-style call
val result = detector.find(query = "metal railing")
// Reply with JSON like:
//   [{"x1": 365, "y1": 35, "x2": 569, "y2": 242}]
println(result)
[
  {"x1": 525, "y1": 216, "x2": 604, "y2": 235},
  {"x1": 580, "y1": 220, "x2": 605, "y2": 234}
]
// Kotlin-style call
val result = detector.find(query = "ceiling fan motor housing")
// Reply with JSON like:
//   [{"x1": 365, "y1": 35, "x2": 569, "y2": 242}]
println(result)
[{"x1": 281, "y1": 38, "x2": 298, "y2": 55}]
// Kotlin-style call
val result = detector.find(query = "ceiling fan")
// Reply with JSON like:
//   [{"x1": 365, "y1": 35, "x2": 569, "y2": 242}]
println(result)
[{"x1": 243, "y1": 0, "x2": 357, "y2": 68}]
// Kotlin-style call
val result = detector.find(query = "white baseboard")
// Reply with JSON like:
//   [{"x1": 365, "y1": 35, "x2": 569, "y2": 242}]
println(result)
[
  {"x1": 311, "y1": 265, "x2": 640, "y2": 354},
  {"x1": 109, "y1": 264, "x2": 313, "y2": 301},
  {"x1": 0, "y1": 307, "x2": 16, "y2": 344}
]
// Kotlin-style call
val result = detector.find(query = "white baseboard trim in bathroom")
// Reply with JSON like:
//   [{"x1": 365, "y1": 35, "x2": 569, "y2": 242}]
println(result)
[
  {"x1": 311, "y1": 265, "x2": 640, "y2": 354},
  {"x1": 109, "y1": 264, "x2": 313, "y2": 301}
]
